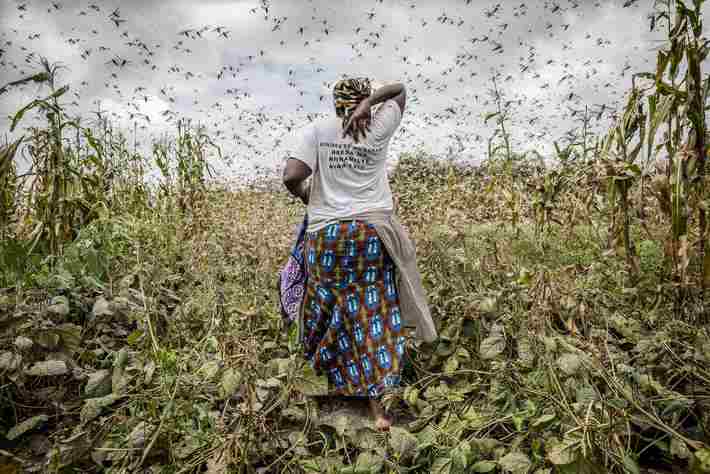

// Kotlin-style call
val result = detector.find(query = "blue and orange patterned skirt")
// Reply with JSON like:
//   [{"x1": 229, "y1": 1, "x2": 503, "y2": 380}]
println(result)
[{"x1": 302, "y1": 220, "x2": 405, "y2": 398}]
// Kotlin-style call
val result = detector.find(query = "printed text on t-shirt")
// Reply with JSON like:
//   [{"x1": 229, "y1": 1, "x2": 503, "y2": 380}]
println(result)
[{"x1": 320, "y1": 142, "x2": 382, "y2": 170}]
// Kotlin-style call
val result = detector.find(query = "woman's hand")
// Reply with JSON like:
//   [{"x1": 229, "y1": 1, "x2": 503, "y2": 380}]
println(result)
[{"x1": 343, "y1": 98, "x2": 372, "y2": 142}]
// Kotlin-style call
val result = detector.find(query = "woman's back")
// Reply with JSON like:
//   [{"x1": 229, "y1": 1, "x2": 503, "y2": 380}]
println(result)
[{"x1": 292, "y1": 99, "x2": 403, "y2": 232}]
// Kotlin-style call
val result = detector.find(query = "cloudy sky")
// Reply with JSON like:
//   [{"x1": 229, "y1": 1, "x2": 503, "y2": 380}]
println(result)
[{"x1": 0, "y1": 0, "x2": 707, "y2": 181}]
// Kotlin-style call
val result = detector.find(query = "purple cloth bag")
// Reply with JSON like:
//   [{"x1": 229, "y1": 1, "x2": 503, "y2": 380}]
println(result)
[{"x1": 278, "y1": 214, "x2": 308, "y2": 327}]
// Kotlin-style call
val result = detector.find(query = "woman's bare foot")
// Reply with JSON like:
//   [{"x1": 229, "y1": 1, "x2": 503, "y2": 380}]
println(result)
[{"x1": 369, "y1": 398, "x2": 392, "y2": 431}]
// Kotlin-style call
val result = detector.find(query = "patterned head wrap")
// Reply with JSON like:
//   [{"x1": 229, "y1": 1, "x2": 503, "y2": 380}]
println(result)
[{"x1": 333, "y1": 77, "x2": 372, "y2": 129}]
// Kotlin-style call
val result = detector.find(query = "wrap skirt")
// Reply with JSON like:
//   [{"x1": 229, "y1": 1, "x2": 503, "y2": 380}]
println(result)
[{"x1": 301, "y1": 220, "x2": 405, "y2": 398}]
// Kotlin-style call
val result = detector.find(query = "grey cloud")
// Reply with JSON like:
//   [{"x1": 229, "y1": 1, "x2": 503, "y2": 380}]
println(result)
[{"x1": 1, "y1": 0, "x2": 709, "y2": 178}]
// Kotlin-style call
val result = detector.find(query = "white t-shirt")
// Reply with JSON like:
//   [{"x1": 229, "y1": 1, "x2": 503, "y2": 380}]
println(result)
[{"x1": 287, "y1": 99, "x2": 402, "y2": 232}]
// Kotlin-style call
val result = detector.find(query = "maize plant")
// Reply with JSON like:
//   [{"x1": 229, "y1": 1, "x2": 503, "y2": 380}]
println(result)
[
  {"x1": 81, "y1": 127, "x2": 112, "y2": 210},
  {"x1": 568, "y1": 105, "x2": 599, "y2": 164},
  {"x1": 654, "y1": 0, "x2": 687, "y2": 175},
  {"x1": 651, "y1": 144, "x2": 707, "y2": 318},
  {"x1": 0, "y1": 138, "x2": 28, "y2": 287},
  {"x1": 0, "y1": 137, "x2": 22, "y2": 242},
  {"x1": 152, "y1": 119, "x2": 221, "y2": 218},
  {"x1": 530, "y1": 142, "x2": 579, "y2": 238},
  {"x1": 11, "y1": 58, "x2": 76, "y2": 256},
  {"x1": 104, "y1": 124, "x2": 150, "y2": 217},
  {"x1": 176, "y1": 119, "x2": 219, "y2": 214},
  {"x1": 484, "y1": 74, "x2": 513, "y2": 163},
  {"x1": 644, "y1": 0, "x2": 710, "y2": 312},
  {"x1": 679, "y1": 0, "x2": 710, "y2": 296},
  {"x1": 530, "y1": 169, "x2": 564, "y2": 238},
  {"x1": 599, "y1": 87, "x2": 646, "y2": 279},
  {"x1": 154, "y1": 138, "x2": 174, "y2": 207},
  {"x1": 9, "y1": 58, "x2": 112, "y2": 257},
  {"x1": 484, "y1": 73, "x2": 523, "y2": 232}
]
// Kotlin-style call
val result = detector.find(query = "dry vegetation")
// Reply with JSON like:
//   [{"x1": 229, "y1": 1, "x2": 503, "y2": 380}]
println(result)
[{"x1": 2, "y1": 0, "x2": 710, "y2": 473}]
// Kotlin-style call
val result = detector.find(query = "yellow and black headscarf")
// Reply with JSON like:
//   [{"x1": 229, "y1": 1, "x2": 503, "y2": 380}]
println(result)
[{"x1": 333, "y1": 77, "x2": 372, "y2": 129}]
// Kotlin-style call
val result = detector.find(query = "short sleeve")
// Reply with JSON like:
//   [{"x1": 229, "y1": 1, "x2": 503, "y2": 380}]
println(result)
[
  {"x1": 286, "y1": 123, "x2": 317, "y2": 171},
  {"x1": 369, "y1": 99, "x2": 402, "y2": 144}
]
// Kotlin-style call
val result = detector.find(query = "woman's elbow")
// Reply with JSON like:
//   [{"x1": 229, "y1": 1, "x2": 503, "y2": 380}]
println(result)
[
  {"x1": 282, "y1": 173, "x2": 302, "y2": 196},
  {"x1": 282, "y1": 158, "x2": 311, "y2": 185},
  {"x1": 282, "y1": 170, "x2": 300, "y2": 188}
]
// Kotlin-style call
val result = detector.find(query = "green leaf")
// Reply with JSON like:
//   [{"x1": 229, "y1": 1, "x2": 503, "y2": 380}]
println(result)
[
  {"x1": 0, "y1": 72, "x2": 48, "y2": 96},
  {"x1": 444, "y1": 354, "x2": 459, "y2": 375},
  {"x1": 54, "y1": 323, "x2": 82, "y2": 354},
  {"x1": 471, "y1": 461, "x2": 497, "y2": 473},
  {"x1": 10, "y1": 99, "x2": 41, "y2": 131},
  {"x1": 688, "y1": 110, "x2": 704, "y2": 136},
  {"x1": 342, "y1": 451, "x2": 383, "y2": 474},
  {"x1": 83, "y1": 128, "x2": 104, "y2": 158},
  {"x1": 498, "y1": 452, "x2": 531, "y2": 473},
  {"x1": 436, "y1": 339, "x2": 455, "y2": 357},
  {"x1": 470, "y1": 438, "x2": 502, "y2": 456},
  {"x1": 50, "y1": 84, "x2": 70, "y2": 99},
  {"x1": 47, "y1": 295, "x2": 70, "y2": 316},
  {"x1": 480, "y1": 324, "x2": 505, "y2": 359},
  {"x1": 431, "y1": 457, "x2": 453, "y2": 474},
  {"x1": 85, "y1": 369, "x2": 112, "y2": 397},
  {"x1": 6, "y1": 415, "x2": 48, "y2": 440},
  {"x1": 389, "y1": 427, "x2": 418, "y2": 461},
  {"x1": 634, "y1": 72, "x2": 656, "y2": 81},
  {"x1": 623, "y1": 454, "x2": 640, "y2": 474},
  {"x1": 547, "y1": 437, "x2": 579, "y2": 465},
  {"x1": 293, "y1": 361, "x2": 328, "y2": 396},
  {"x1": 558, "y1": 456, "x2": 606, "y2": 474},
  {"x1": 656, "y1": 50, "x2": 671, "y2": 82},
  {"x1": 219, "y1": 368, "x2": 242, "y2": 399},
  {"x1": 0, "y1": 238, "x2": 28, "y2": 277},
  {"x1": 451, "y1": 441, "x2": 473, "y2": 471},
  {"x1": 199, "y1": 360, "x2": 222, "y2": 381},
  {"x1": 25, "y1": 360, "x2": 67, "y2": 376},
  {"x1": 670, "y1": 438, "x2": 691, "y2": 460},
  {"x1": 299, "y1": 456, "x2": 343, "y2": 473},
  {"x1": 414, "y1": 424, "x2": 438, "y2": 449},
  {"x1": 80, "y1": 393, "x2": 121, "y2": 424},
  {"x1": 462, "y1": 319, "x2": 477, "y2": 338},
  {"x1": 0, "y1": 137, "x2": 23, "y2": 174},
  {"x1": 127, "y1": 329, "x2": 144, "y2": 346},
  {"x1": 556, "y1": 353, "x2": 582, "y2": 376},
  {"x1": 483, "y1": 112, "x2": 500, "y2": 124},
  {"x1": 690, "y1": 448, "x2": 710, "y2": 473},
  {"x1": 531, "y1": 413, "x2": 556, "y2": 428},
  {"x1": 512, "y1": 414, "x2": 526, "y2": 432}
]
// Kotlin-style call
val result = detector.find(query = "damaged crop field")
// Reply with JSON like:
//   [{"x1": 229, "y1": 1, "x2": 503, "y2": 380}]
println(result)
[
  {"x1": 2, "y1": 146, "x2": 710, "y2": 472},
  {"x1": 2, "y1": 0, "x2": 710, "y2": 473}
]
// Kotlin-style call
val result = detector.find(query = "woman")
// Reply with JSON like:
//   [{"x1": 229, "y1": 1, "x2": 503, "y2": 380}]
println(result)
[{"x1": 282, "y1": 78, "x2": 436, "y2": 430}]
